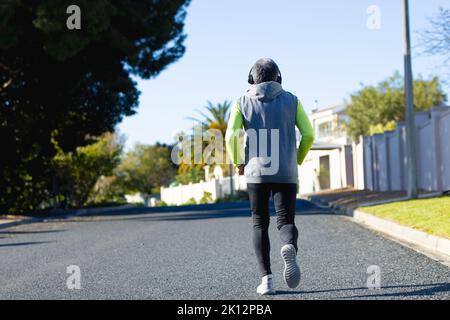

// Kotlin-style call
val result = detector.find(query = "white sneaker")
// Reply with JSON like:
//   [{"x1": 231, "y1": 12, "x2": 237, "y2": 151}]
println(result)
[
  {"x1": 256, "y1": 274, "x2": 275, "y2": 295},
  {"x1": 281, "y1": 244, "x2": 301, "y2": 288}
]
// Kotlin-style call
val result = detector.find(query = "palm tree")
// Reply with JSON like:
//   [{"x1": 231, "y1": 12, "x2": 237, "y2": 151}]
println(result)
[
  {"x1": 182, "y1": 101, "x2": 233, "y2": 180},
  {"x1": 187, "y1": 100, "x2": 231, "y2": 136}
]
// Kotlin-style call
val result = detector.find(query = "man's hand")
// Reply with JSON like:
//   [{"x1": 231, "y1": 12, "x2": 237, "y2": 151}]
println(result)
[{"x1": 236, "y1": 165, "x2": 245, "y2": 176}]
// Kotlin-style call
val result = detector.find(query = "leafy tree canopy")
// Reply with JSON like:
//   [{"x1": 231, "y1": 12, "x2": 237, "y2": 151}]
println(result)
[
  {"x1": 0, "y1": 0, "x2": 191, "y2": 213},
  {"x1": 346, "y1": 72, "x2": 447, "y2": 139},
  {"x1": 51, "y1": 132, "x2": 124, "y2": 208},
  {"x1": 115, "y1": 143, "x2": 176, "y2": 197}
]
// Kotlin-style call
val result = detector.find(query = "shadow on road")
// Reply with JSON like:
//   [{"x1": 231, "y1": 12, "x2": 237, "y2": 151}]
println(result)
[
  {"x1": 73, "y1": 199, "x2": 334, "y2": 223},
  {"x1": 80, "y1": 203, "x2": 334, "y2": 224},
  {"x1": 276, "y1": 282, "x2": 450, "y2": 298},
  {"x1": 73, "y1": 199, "x2": 330, "y2": 218},
  {"x1": 131, "y1": 208, "x2": 252, "y2": 222},
  {"x1": 0, "y1": 230, "x2": 65, "y2": 235},
  {"x1": 342, "y1": 283, "x2": 450, "y2": 299},
  {"x1": 0, "y1": 241, "x2": 53, "y2": 248}
]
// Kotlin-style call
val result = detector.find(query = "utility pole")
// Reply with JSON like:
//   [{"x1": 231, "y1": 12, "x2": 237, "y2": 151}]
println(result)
[{"x1": 403, "y1": 0, "x2": 418, "y2": 199}]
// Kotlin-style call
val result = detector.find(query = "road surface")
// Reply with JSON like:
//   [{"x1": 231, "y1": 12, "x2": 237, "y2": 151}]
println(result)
[{"x1": 0, "y1": 200, "x2": 449, "y2": 299}]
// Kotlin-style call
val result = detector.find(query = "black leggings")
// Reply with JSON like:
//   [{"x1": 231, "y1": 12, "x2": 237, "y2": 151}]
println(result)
[{"x1": 247, "y1": 183, "x2": 298, "y2": 276}]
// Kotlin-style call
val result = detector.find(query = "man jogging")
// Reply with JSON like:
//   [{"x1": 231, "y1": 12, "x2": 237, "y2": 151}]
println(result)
[{"x1": 225, "y1": 58, "x2": 314, "y2": 295}]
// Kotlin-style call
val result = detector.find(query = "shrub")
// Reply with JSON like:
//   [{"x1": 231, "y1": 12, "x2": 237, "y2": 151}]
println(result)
[
  {"x1": 199, "y1": 192, "x2": 213, "y2": 204},
  {"x1": 154, "y1": 200, "x2": 168, "y2": 207},
  {"x1": 215, "y1": 190, "x2": 249, "y2": 203},
  {"x1": 182, "y1": 197, "x2": 197, "y2": 205}
]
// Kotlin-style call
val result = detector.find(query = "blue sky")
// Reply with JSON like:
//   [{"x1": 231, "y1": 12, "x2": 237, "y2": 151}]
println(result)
[{"x1": 118, "y1": 0, "x2": 449, "y2": 148}]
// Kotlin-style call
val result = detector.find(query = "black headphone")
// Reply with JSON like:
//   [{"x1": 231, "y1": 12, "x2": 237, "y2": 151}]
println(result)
[{"x1": 248, "y1": 67, "x2": 282, "y2": 85}]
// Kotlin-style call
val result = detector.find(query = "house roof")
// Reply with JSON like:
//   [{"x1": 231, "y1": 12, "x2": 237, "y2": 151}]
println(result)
[
  {"x1": 310, "y1": 141, "x2": 344, "y2": 150},
  {"x1": 310, "y1": 103, "x2": 347, "y2": 115}
]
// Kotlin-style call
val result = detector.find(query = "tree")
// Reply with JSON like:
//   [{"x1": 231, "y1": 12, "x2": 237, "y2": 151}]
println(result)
[
  {"x1": 178, "y1": 101, "x2": 232, "y2": 183},
  {"x1": 175, "y1": 163, "x2": 205, "y2": 185},
  {"x1": 188, "y1": 101, "x2": 231, "y2": 136},
  {"x1": 116, "y1": 143, "x2": 176, "y2": 202},
  {"x1": 0, "y1": 0, "x2": 191, "y2": 213},
  {"x1": 51, "y1": 132, "x2": 124, "y2": 208},
  {"x1": 88, "y1": 175, "x2": 126, "y2": 206},
  {"x1": 418, "y1": 7, "x2": 450, "y2": 78},
  {"x1": 346, "y1": 72, "x2": 447, "y2": 139}
]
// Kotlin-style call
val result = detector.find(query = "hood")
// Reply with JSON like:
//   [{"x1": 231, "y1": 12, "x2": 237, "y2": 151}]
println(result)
[{"x1": 244, "y1": 81, "x2": 283, "y2": 102}]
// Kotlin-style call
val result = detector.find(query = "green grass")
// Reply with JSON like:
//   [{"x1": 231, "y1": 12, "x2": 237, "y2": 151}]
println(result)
[{"x1": 360, "y1": 196, "x2": 450, "y2": 239}]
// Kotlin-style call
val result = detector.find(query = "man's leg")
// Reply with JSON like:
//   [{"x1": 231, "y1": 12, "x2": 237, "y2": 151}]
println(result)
[
  {"x1": 272, "y1": 183, "x2": 301, "y2": 288},
  {"x1": 272, "y1": 183, "x2": 298, "y2": 249},
  {"x1": 247, "y1": 183, "x2": 272, "y2": 276}
]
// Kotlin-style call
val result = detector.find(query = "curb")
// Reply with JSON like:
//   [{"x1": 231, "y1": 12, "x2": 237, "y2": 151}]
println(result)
[
  {"x1": 308, "y1": 196, "x2": 450, "y2": 262},
  {"x1": 0, "y1": 217, "x2": 40, "y2": 230},
  {"x1": 352, "y1": 209, "x2": 450, "y2": 258},
  {"x1": 0, "y1": 205, "x2": 133, "y2": 230}
]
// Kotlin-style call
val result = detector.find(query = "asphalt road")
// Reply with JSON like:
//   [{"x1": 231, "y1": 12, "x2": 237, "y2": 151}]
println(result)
[{"x1": 0, "y1": 200, "x2": 449, "y2": 300}]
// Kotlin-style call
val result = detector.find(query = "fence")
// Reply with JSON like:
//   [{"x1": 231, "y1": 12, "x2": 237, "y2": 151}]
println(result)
[
  {"x1": 362, "y1": 106, "x2": 450, "y2": 193},
  {"x1": 160, "y1": 175, "x2": 247, "y2": 206}
]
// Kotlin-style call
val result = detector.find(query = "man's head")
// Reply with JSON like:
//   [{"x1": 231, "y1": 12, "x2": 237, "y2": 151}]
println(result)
[{"x1": 248, "y1": 58, "x2": 281, "y2": 84}]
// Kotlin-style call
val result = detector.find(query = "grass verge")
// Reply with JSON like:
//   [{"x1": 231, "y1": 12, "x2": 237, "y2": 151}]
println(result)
[{"x1": 360, "y1": 196, "x2": 450, "y2": 239}]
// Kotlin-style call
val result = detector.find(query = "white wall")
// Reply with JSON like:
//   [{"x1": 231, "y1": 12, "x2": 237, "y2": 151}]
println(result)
[
  {"x1": 362, "y1": 107, "x2": 450, "y2": 193},
  {"x1": 161, "y1": 180, "x2": 218, "y2": 205},
  {"x1": 125, "y1": 193, "x2": 146, "y2": 204},
  {"x1": 352, "y1": 139, "x2": 365, "y2": 190},
  {"x1": 298, "y1": 158, "x2": 316, "y2": 194},
  {"x1": 439, "y1": 110, "x2": 450, "y2": 191},
  {"x1": 161, "y1": 175, "x2": 248, "y2": 206}
]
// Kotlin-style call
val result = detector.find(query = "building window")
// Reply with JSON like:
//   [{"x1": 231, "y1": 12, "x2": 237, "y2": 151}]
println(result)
[{"x1": 317, "y1": 121, "x2": 332, "y2": 138}]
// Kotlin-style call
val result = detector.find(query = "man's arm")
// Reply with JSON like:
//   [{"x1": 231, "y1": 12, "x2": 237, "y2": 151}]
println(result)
[
  {"x1": 225, "y1": 102, "x2": 244, "y2": 166},
  {"x1": 295, "y1": 99, "x2": 314, "y2": 165}
]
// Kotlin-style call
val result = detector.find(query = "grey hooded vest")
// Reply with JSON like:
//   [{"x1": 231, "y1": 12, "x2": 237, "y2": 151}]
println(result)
[{"x1": 239, "y1": 81, "x2": 298, "y2": 184}]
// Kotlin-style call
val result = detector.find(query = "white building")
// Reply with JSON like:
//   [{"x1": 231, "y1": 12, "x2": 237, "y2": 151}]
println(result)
[
  {"x1": 298, "y1": 104, "x2": 355, "y2": 195},
  {"x1": 125, "y1": 193, "x2": 160, "y2": 207},
  {"x1": 160, "y1": 173, "x2": 247, "y2": 206}
]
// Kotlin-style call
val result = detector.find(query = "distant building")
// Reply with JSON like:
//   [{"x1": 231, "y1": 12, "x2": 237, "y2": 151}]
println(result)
[
  {"x1": 298, "y1": 104, "x2": 355, "y2": 194},
  {"x1": 125, "y1": 193, "x2": 160, "y2": 207}
]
